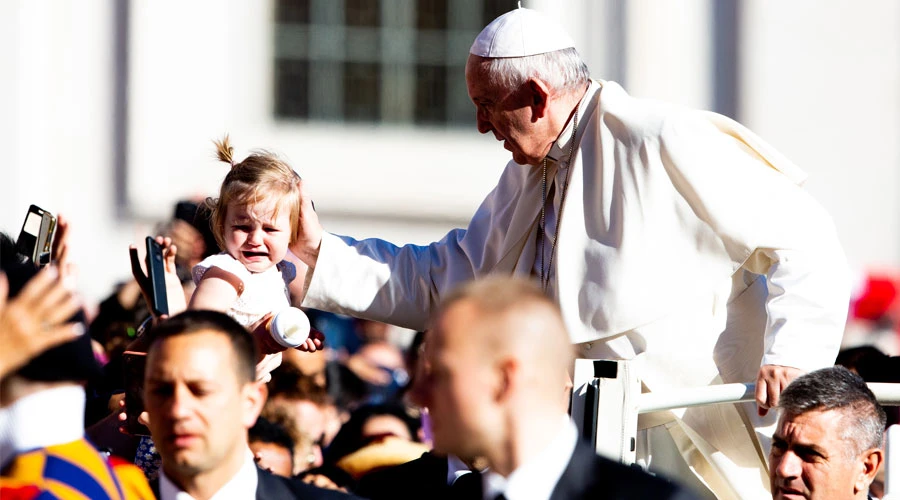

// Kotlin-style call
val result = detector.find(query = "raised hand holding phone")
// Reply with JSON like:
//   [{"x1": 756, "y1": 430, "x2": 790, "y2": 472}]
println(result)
[
  {"x1": 121, "y1": 350, "x2": 151, "y2": 436},
  {"x1": 129, "y1": 236, "x2": 186, "y2": 321}
]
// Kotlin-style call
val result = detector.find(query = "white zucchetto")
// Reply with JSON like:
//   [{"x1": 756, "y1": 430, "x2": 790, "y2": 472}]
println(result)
[{"x1": 469, "y1": 7, "x2": 576, "y2": 58}]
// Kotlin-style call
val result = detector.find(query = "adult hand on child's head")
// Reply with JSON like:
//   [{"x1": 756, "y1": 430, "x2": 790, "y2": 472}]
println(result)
[
  {"x1": 289, "y1": 178, "x2": 324, "y2": 268},
  {"x1": 0, "y1": 268, "x2": 84, "y2": 379}
]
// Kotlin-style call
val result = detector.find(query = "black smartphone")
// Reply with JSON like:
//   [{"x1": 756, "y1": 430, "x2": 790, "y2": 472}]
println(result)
[
  {"x1": 122, "y1": 350, "x2": 151, "y2": 436},
  {"x1": 145, "y1": 237, "x2": 169, "y2": 316},
  {"x1": 16, "y1": 205, "x2": 57, "y2": 266}
]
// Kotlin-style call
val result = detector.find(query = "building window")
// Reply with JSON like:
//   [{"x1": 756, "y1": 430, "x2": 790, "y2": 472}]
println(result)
[{"x1": 274, "y1": 0, "x2": 517, "y2": 126}]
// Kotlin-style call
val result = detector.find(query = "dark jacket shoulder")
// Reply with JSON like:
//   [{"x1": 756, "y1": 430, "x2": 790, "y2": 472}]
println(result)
[
  {"x1": 257, "y1": 467, "x2": 364, "y2": 500},
  {"x1": 355, "y1": 452, "x2": 450, "y2": 500},
  {"x1": 150, "y1": 467, "x2": 361, "y2": 500},
  {"x1": 550, "y1": 441, "x2": 703, "y2": 500}
]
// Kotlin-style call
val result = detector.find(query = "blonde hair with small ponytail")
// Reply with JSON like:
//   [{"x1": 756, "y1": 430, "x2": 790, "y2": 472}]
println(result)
[
  {"x1": 206, "y1": 135, "x2": 302, "y2": 252},
  {"x1": 214, "y1": 135, "x2": 236, "y2": 166}
]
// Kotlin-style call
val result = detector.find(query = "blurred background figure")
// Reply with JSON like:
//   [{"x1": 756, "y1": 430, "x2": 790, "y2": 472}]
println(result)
[
  {"x1": 249, "y1": 416, "x2": 297, "y2": 478},
  {"x1": 843, "y1": 269, "x2": 900, "y2": 355}
]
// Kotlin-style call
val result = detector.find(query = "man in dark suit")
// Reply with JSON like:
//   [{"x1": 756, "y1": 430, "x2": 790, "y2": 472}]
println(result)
[
  {"x1": 408, "y1": 277, "x2": 701, "y2": 500},
  {"x1": 356, "y1": 451, "x2": 484, "y2": 500},
  {"x1": 143, "y1": 310, "x2": 356, "y2": 499}
]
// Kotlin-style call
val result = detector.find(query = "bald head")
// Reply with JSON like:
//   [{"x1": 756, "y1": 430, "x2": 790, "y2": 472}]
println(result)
[
  {"x1": 433, "y1": 277, "x2": 574, "y2": 395},
  {"x1": 413, "y1": 277, "x2": 574, "y2": 465}
]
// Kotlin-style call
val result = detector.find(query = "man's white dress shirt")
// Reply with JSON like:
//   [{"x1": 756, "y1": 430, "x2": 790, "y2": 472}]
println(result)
[
  {"x1": 482, "y1": 418, "x2": 577, "y2": 500},
  {"x1": 159, "y1": 451, "x2": 258, "y2": 500}
]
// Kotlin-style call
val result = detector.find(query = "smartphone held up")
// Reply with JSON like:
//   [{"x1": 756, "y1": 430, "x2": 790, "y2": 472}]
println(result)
[
  {"x1": 145, "y1": 236, "x2": 169, "y2": 317},
  {"x1": 16, "y1": 204, "x2": 57, "y2": 266},
  {"x1": 121, "y1": 350, "x2": 151, "y2": 436}
]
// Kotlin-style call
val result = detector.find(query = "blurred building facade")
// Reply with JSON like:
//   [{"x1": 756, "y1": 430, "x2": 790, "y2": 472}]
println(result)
[{"x1": 1, "y1": 0, "x2": 898, "y2": 305}]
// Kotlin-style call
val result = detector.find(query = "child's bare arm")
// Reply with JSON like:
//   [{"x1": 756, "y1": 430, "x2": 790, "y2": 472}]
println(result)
[{"x1": 188, "y1": 267, "x2": 242, "y2": 311}]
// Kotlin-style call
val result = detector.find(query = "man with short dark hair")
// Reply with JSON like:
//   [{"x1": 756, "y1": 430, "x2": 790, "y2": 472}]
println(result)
[
  {"x1": 770, "y1": 366, "x2": 885, "y2": 500},
  {"x1": 143, "y1": 310, "x2": 356, "y2": 499},
  {"x1": 410, "y1": 276, "x2": 701, "y2": 500}
]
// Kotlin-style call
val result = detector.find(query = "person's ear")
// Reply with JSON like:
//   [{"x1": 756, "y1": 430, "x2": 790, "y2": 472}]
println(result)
[
  {"x1": 527, "y1": 78, "x2": 551, "y2": 121},
  {"x1": 241, "y1": 381, "x2": 268, "y2": 428},
  {"x1": 494, "y1": 357, "x2": 519, "y2": 403},
  {"x1": 854, "y1": 448, "x2": 883, "y2": 494}
]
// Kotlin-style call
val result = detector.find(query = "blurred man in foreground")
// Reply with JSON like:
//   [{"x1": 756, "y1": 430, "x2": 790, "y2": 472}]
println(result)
[{"x1": 410, "y1": 277, "x2": 701, "y2": 500}]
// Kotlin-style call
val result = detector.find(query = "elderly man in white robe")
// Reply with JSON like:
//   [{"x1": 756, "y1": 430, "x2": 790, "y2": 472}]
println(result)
[{"x1": 288, "y1": 7, "x2": 850, "y2": 499}]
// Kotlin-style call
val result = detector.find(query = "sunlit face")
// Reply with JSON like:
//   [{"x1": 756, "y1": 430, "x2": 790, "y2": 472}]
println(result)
[
  {"x1": 250, "y1": 440, "x2": 293, "y2": 477},
  {"x1": 465, "y1": 55, "x2": 548, "y2": 166},
  {"x1": 223, "y1": 198, "x2": 292, "y2": 273},
  {"x1": 409, "y1": 300, "x2": 498, "y2": 459},
  {"x1": 145, "y1": 331, "x2": 261, "y2": 479},
  {"x1": 769, "y1": 409, "x2": 869, "y2": 500}
]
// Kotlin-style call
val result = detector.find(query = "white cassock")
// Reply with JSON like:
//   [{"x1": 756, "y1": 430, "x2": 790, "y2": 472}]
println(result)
[{"x1": 302, "y1": 80, "x2": 850, "y2": 499}]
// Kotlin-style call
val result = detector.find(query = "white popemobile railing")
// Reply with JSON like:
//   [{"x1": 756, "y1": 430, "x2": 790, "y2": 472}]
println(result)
[{"x1": 570, "y1": 359, "x2": 900, "y2": 500}]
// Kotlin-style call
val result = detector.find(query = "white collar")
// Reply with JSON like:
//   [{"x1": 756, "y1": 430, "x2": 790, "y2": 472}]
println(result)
[
  {"x1": 447, "y1": 454, "x2": 474, "y2": 486},
  {"x1": 160, "y1": 450, "x2": 259, "y2": 500},
  {"x1": 482, "y1": 417, "x2": 578, "y2": 500},
  {"x1": 545, "y1": 81, "x2": 602, "y2": 164},
  {"x1": 0, "y1": 385, "x2": 85, "y2": 469}
]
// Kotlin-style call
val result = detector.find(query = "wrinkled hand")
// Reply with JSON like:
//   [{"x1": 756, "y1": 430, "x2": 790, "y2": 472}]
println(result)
[
  {"x1": 0, "y1": 268, "x2": 84, "y2": 378},
  {"x1": 756, "y1": 365, "x2": 804, "y2": 416},
  {"x1": 289, "y1": 178, "x2": 324, "y2": 268},
  {"x1": 129, "y1": 236, "x2": 187, "y2": 319}
]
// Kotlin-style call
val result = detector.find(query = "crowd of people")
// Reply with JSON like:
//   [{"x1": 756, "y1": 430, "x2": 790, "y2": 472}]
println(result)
[{"x1": 2, "y1": 5, "x2": 899, "y2": 500}]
